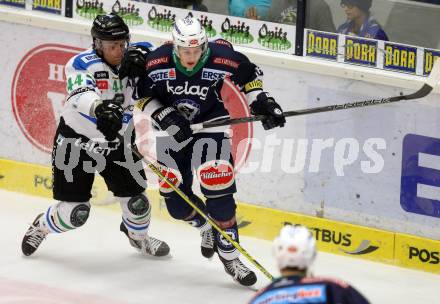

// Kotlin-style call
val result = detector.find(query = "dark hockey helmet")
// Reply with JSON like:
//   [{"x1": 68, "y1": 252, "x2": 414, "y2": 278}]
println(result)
[
  {"x1": 341, "y1": 0, "x2": 372, "y2": 12},
  {"x1": 91, "y1": 13, "x2": 130, "y2": 41}
]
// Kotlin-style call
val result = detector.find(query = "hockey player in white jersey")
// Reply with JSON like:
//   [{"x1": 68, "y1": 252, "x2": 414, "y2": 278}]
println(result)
[{"x1": 21, "y1": 13, "x2": 169, "y2": 258}]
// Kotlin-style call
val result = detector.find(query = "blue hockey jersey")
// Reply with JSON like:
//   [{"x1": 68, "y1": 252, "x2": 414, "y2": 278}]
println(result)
[
  {"x1": 136, "y1": 40, "x2": 263, "y2": 125},
  {"x1": 249, "y1": 275, "x2": 370, "y2": 304}
]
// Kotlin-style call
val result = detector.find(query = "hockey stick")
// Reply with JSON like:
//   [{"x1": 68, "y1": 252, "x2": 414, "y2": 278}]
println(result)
[
  {"x1": 117, "y1": 134, "x2": 274, "y2": 281},
  {"x1": 191, "y1": 62, "x2": 440, "y2": 131}
]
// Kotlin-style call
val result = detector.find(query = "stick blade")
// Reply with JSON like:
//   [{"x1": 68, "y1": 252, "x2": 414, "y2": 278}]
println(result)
[{"x1": 426, "y1": 59, "x2": 440, "y2": 88}]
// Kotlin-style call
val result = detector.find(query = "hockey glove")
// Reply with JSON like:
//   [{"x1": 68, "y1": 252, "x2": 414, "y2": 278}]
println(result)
[
  {"x1": 119, "y1": 45, "x2": 150, "y2": 80},
  {"x1": 250, "y1": 92, "x2": 286, "y2": 130},
  {"x1": 151, "y1": 106, "x2": 193, "y2": 143},
  {"x1": 94, "y1": 94, "x2": 124, "y2": 141}
]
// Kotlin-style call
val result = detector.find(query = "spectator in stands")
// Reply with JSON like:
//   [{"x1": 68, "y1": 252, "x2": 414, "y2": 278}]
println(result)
[
  {"x1": 337, "y1": 0, "x2": 388, "y2": 40},
  {"x1": 229, "y1": 0, "x2": 272, "y2": 20},
  {"x1": 268, "y1": 0, "x2": 335, "y2": 32}
]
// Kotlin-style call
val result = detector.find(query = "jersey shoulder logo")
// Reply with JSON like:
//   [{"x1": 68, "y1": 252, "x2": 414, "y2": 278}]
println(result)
[
  {"x1": 213, "y1": 57, "x2": 239, "y2": 69},
  {"x1": 214, "y1": 39, "x2": 233, "y2": 49},
  {"x1": 81, "y1": 54, "x2": 100, "y2": 64},
  {"x1": 147, "y1": 56, "x2": 169, "y2": 68}
]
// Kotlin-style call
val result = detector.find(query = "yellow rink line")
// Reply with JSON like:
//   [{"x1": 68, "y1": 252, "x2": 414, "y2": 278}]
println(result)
[{"x1": 0, "y1": 158, "x2": 438, "y2": 274}]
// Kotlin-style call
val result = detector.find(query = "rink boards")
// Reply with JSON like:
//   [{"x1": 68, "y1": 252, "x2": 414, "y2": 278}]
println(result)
[{"x1": 1, "y1": 158, "x2": 438, "y2": 274}]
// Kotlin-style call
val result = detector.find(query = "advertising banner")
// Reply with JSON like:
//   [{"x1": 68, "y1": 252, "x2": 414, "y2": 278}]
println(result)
[
  {"x1": 32, "y1": 0, "x2": 64, "y2": 15},
  {"x1": 344, "y1": 36, "x2": 377, "y2": 67},
  {"x1": 423, "y1": 48, "x2": 440, "y2": 76},
  {"x1": 305, "y1": 29, "x2": 439, "y2": 77},
  {"x1": 72, "y1": 0, "x2": 296, "y2": 54},
  {"x1": 0, "y1": 0, "x2": 25, "y2": 9},
  {"x1": 383, "y1": 42, "x2": 417, "y2": 74},
  {"x1": 1, "y1": 0, "x2": 65, "y2": 14},
  {"x1": 305, "y1": 30, "x2": 338, "y2": 61}
]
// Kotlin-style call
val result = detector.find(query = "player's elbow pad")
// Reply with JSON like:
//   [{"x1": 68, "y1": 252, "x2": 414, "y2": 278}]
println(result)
[
  {"x1": 66, "y1": 87, "x2": 101, "y2": 116},
  {"x1": 136, "y1": 96, "x2": 163, "y2": 117}
]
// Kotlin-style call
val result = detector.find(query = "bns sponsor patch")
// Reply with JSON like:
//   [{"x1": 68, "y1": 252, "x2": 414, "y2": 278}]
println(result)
[{"x1": 94, "y1": 71, "x2": 109, "y2": 79}]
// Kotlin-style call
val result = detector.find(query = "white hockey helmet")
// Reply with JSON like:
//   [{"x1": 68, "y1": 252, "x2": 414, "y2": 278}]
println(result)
[
  {"x1": 273, "y1": 225, "x2": 317, "y2": 270},
  {"x1": 172, "y1": 16, "x2": 208, "y2": 55}
]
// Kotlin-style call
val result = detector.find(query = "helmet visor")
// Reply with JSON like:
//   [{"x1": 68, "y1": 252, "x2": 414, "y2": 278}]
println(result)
[{"x1": 99, "y1": 39, "x2": 128, "y2": 52}]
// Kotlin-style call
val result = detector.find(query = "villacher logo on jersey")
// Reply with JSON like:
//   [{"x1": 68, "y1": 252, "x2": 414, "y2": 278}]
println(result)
[{"x1": 198, "y1": 160, "x2": 235, "y2": 191}]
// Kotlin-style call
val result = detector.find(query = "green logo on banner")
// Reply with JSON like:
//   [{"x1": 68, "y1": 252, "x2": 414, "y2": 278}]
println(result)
[
  {"x1": 220, "y1": 18, "x2": 253, "y2": 45},
  {"x1": 257, "y1": 24, "x2": 291, "y2": 51},
  {"x1": 111, "y1": 1, "x2": 143, "y2": 26},
  {"x1": 76, "y1": 0, "x2": 106, "y2": 19},
  {"x1": 147, "y1": 6, "x2": 175, "y2": 32}
]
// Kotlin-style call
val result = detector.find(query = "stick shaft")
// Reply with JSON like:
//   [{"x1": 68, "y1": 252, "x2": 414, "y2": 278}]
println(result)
[
  {"x1": 120, "y1": 136, "x2": 274, "y2": 280},
  {"x1": 192, "y1": 82, "x2": 434, "y2": 130}
]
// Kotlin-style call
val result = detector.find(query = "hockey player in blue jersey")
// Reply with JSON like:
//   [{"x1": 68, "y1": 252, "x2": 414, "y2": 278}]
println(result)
[
  {"x1": 21, "y1": 13, "x2": 170, "y2": 258},
  {"x1": 248, "y1": 225, "x2": 370, "y2": 304},
  {"x1": 337, "y1": 0, "x2": 388, "y2": 41},
  {"x1": 121, "y1": 16, "x2": 285, "y2": 286}
]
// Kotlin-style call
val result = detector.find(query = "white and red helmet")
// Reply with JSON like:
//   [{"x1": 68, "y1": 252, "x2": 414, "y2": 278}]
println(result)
[
  {"x1": 273, "y1": 225, "x2": 317, "y2": 270},
  {"x1": 172, "y1": 16, "x2": 208, "y2": 55}
]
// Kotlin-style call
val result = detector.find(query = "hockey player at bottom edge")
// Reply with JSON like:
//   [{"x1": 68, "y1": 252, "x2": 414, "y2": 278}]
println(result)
[{"x1": 248, "y1": 225, "x2": 370, "y2": 303}]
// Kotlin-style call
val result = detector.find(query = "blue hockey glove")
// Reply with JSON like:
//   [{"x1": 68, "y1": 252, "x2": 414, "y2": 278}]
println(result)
[{"x1": 151, "y1": 106, "x2": 193, "y2": 143}]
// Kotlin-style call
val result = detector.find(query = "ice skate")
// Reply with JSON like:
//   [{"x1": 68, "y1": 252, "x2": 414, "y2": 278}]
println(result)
[
  {"x1": 220, "y1": 257, "x2": 257, "y2": 286},
  {"x1": 120, "y1": 222, "x2": 170, "y2": 257},
  {"x1": 200, "y1": 225, "x2": 216, "y2": 258},
  {"x1": 21, "y1": 213, "x2": 49, "y2": 256}
]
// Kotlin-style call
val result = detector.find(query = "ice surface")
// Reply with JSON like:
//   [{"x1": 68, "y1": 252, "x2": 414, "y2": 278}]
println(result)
[{"x1": 0, "y1": 189, "x2": 438, "y2": 304}]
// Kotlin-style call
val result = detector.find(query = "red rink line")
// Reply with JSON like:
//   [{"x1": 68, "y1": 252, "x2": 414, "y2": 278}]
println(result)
[{"x1": 0, "y1": 278, "x2": 128, "y2": 304}]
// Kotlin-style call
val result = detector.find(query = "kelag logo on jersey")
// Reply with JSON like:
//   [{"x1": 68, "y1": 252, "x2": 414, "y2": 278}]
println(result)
[
  {"x1": 12, "y1": 44, "x2": 83, "y2": 153},
  {"x1": 148, "y1": 68, "x2": 176, "y2": 82},
  {"x1": 201, "y1": 68, "x2": 229, "y2": 81},
  {"x1": 166, "y1": 81, "x2": 209, "y2": 100},
  {"x1": 400, "y1": 134, "x2": 440, "y2": 218},
  {"x1": 135, "y1": 78, "x2": 253, "y2": 171}
]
